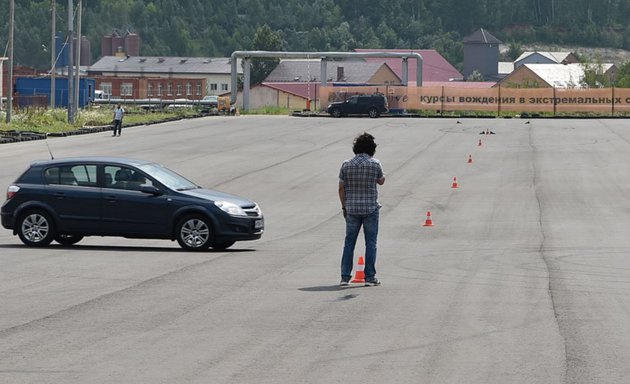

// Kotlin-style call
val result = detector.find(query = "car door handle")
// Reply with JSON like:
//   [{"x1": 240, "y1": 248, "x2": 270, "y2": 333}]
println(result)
[
  {"x1": 105, "y1": 195, "x2": 118, "y2": 202},
  {"x1": 53, "y1": 192, "x2": 65, "y2": 199}
]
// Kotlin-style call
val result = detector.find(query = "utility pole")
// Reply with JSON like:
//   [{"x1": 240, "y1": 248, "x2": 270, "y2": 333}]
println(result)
[
  {"x1": 51, "y1": 0, "x2": 56, "y2": 108},
  {"x1": 6, "y1": 0, "x2": 14, "y2": 123},
  {"x1": 67, "y1": 0, "x2": 75, "y2": 124},
  {"x1": 0, "y1": 58, "x2": 5, "y2": 112},
  {"x1": 74, "y1": 0, "x2": 81, "y2": 113}
]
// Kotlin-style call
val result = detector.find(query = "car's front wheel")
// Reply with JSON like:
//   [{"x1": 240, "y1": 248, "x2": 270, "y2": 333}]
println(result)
[
  {"x1": 176, "y1": 215, "x2": 213, "y2": 251},
  {"x1": 368, "y1": 107, "x2": 380, "y2": 118},
  {"x1": 330, "y1": 108, "x2": 342, "y2": 118},
  {"x1": 55, "y1": 234, "x2": 84, "y2": 246},
  {"x1": 17, "y1": 210, "x2": 55, "y2": 247}
]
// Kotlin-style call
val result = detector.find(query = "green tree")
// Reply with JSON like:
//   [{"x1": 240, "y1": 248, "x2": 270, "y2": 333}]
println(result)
[
  {"x1": 250, "y1": 24, "x2": 285, "y2": 86},
  {"x1": 614, "y1": 61, "x2": 630, "y2": 88},
  {"x1": 581, "y1": 57, "x2": 611, "y2": 88},
  {"x1": 5, "y1": 0, "x2": 630, "y2": 71},
  {"x1": 467, "y1": 70, "x2": 484, "y2": 82},
  {"x1": 506, "y1": 41, "x2": 523, "y2": 61}
]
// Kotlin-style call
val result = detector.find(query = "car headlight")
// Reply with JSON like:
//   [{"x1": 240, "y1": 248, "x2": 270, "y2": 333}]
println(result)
[{"x1": 214, "y1": 201, "x2": 247, "y2": 217}]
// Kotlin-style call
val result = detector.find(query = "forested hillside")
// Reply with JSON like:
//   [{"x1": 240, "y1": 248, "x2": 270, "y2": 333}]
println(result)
[{"x1": 2, "y1": 0, "x2": 630, "y2": 70}]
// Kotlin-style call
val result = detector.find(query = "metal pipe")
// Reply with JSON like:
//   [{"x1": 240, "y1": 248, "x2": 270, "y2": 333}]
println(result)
[
  {"x1": 229, "y1": 51, "x2": 424, "y2": 108},
  {"x1": 243, "y1": 58, "x2": 251, "y2": 111},
  {"x1": 320, "y1": 58, "x2": 327, "y2": 86}
]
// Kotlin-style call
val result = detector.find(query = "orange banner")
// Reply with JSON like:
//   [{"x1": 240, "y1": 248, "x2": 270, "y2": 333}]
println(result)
[{"x1": 318, "y1": 86, "x2": 630, "y2": 115}]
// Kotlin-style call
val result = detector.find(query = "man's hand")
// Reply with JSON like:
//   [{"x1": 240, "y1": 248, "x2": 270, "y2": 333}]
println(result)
[{"x1": 342, "y1": 207, "x2": 347, "y2": 219}]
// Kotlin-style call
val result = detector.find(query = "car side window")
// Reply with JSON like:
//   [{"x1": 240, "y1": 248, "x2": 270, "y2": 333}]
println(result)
[
  {"x1": 105, "y1": 166, "x2": 153, "y2": 191},
  {"x1": 44, "y1": 167, "x2": 61, "y2": 184},
  {"x1": 45, "y1": 165, "x2": 97, "y2": 186},
  {"x1": 72, "y1": 165, "x2": 97, "y2": 187},
  {"x1": 348, "y1": 96, "x2": 358, "y2": 105}
]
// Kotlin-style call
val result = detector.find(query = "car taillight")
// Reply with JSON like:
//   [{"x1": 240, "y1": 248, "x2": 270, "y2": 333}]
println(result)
[{"x1": 6, "y1": 185, "x2": 20, "y2": 200}]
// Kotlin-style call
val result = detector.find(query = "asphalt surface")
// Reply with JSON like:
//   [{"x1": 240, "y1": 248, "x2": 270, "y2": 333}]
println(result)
[{"x1": 1, "y1": 116, "x2": 630, "y2": 383}]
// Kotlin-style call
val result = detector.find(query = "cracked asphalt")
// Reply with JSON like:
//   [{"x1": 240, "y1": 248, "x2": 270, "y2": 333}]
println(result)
[{"x1": 1, "y1": 116, "x2": 630, "y2": 383}]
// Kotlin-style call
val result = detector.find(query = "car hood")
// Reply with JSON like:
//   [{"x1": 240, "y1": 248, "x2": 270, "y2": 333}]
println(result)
[{"x1": 179, "y1": 188, "x2": 255, "y2": 206}]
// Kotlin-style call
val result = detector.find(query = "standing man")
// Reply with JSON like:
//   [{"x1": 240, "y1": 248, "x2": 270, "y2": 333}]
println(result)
[
  {"x1": 112, "y1": 103, "x2": 125, "y2": 136},
  {"x1": 338, "y1": 132, "x2": 385, "y2": 286}
]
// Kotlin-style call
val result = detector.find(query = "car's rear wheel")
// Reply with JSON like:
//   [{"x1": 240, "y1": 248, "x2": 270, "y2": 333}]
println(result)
[
  {"x1": 17, "y1": 210, "x2": 55, "y2": 247},
  {"x1": 55, "y1": 234, "x2": 84, "y2": 246},
  {"x1": 176, "y1": 215, "x2": 213, "y2": 251},
  {"x1": 331, "y1": 108, "x2": 342, "y2": 118},
  {"x1": 368, "y1": 107, "x2": 379, "y2": 118},
  {"x1": 212, "y1": 240, "x2": 235, "y2": 250}
]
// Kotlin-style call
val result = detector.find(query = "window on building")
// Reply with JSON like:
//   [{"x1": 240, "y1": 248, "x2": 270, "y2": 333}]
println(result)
[
  {"x1": 167, "y1": 83, "x2": 173, "y2": 96},
  {"x1": 210, "y1": 83, "x2": 218, "y2": 91},
  {"x1": 196, "y1": 83, "x2": 202, "y2": 96},
  {"x1": 157, "y1": 83, "x2": 163, "y2": 97},
  {"x1": 147, "y1": 83, "x2": 153, "y2": 96},
  {"x1": 101, "y1": 83, "x2": 112, "y2": 97},
  {"x1": 177, "y1": 84, "x2": 183, "y2": 96},
  {"x1": 186, "y1": 82, "x2": 192, "y2": 96},
  {"x1": 221, "y1": 83, "x2": 229, "y2": 91},
  {"x1": 121, "y1": 83, "x2": 133, "y2": 97}
]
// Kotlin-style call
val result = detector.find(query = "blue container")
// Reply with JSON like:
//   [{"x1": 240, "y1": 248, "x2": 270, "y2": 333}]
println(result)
[{"x1": 15, "y1": 77, "x2": 96, "y2": 108}]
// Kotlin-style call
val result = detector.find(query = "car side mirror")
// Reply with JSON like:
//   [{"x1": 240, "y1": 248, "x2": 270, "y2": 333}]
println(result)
[{"x1": 140, "y1": 185, "x2": 163, "y2": 196}]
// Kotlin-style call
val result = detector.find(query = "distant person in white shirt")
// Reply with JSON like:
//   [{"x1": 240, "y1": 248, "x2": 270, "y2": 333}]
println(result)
[{"x1": 112, "y1": 104, "x2": 125, "y2": 137}]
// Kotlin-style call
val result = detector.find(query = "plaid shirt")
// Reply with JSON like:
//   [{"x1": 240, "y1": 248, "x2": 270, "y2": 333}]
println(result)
[{"x1": 339, "y1": 154, "x2": 384, "y2": 215}]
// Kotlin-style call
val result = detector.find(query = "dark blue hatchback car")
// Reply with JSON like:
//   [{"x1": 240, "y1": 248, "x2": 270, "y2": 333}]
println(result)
[{"x1": 1, "y1": 157, "x2": 264, "y2": 251}]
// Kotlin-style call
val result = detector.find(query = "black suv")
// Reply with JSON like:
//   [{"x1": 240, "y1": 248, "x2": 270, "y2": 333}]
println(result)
[
  {"x1": 1, "y1": 157, "x2": 264, "y2": 251},
  {"x1": 327, "y1": 94, "x2": 389, "y2": 118}
]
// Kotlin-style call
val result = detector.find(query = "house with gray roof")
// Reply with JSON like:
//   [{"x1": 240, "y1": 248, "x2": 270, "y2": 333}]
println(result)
[
  {"x1": 87, "y1": 56, "x2": 241, "y2": 99},
  {"x1": 264, "y1": 59, "x2": 401, "y2": 84},
  {"x1": 514, "y1": 51, "x2": 579, "y2": 68},
  {"x1": 240, "y1": 60, "x2": 400, "y2": 111},
  {"x1": 496, "y1": 63, "x2": 617, "y2": 88}
]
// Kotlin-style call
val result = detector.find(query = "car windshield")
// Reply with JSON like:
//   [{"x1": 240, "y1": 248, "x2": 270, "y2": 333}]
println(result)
[{"x1": 138, "y1": 163, "x2": 199, "y2": 191}]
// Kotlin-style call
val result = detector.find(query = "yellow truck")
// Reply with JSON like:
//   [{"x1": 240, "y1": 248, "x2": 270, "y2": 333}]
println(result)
[{"x1": 201, "y1": 95, "x2": 232, "y2": 114}]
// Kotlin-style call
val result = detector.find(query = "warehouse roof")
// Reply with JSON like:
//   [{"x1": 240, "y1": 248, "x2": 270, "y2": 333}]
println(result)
[{"x1": 88, "y1": 56, "x2": 240, "y2": 75}]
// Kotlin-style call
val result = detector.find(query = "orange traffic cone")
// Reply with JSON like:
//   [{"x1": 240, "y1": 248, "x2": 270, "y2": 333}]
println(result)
[
  {"x1": 451, "y1": 177, "x2": 459, "y2": 188},
  {"x1": 351, "y1": 256, "x2": 365, "y2": 283},
  {"x1": 423, "y1": 211, "x2": 434, "y2": 226},
  {"x1": 478, "y1": 139, "x2": 483, "y2": 146},
  {"x1": 467, "y1": 154, "x2": 473, "y2": 163}
]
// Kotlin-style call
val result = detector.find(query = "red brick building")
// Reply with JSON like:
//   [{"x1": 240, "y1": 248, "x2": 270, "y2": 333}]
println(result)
[
  {"x1": 93, "y1": 76, "x2": 207, "y2": 100},
  {"x1": 88, "y1": 56, "x2": 238, "y2": 99}
]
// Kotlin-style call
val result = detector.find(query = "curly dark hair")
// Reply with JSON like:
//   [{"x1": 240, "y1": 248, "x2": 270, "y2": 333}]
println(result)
[{"x1": 353, "y1": 132, "x2": 377, "y2": 156}]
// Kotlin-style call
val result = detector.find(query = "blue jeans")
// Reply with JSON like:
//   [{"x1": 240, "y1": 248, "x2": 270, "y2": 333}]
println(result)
[
  {"x1": 341, "y1": 209, "x2": 379, "y2": 281},
  {"x1": 113, "y1": 119, "x2": 123, "y2": 135}
]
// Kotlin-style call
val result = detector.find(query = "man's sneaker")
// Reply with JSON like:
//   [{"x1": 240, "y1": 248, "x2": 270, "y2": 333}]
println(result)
[
  {"x1": 364, "y1": 278, "x2": 381, "y2": 286},
  {"x1": 339, "y1": 279, "x2": 350, "y2": 287}
]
